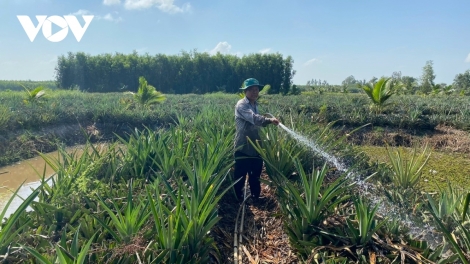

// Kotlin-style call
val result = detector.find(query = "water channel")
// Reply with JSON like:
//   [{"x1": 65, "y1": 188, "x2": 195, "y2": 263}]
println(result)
[{"x1": 0, "y1": 146, "x2": 85, "y2": 218}]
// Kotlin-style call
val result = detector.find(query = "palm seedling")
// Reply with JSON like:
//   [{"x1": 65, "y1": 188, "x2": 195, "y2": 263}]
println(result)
[
  {"x1": 126, "y1": 76, "x2": 166, "y2": 108},
  {"x1": 361, "y1": 77, "x2": 397, "y2": 114},
  {"x1": 22, "y1": 85, "x2": 46, "y2": 104}
]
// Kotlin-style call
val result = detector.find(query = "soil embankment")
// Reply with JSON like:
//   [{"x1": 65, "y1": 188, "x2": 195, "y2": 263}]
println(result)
[
  {"x1": 344, "y1": 124, "x2": 470, "y2": 153},
  {"x1": 0, "y1": 121, "x2": 160, "y2": 167}
]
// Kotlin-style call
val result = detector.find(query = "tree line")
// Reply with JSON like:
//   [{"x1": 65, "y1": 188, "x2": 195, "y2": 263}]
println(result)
[
  {"x1": 54, "y1": 50, "x2": 296, "y2": 94},
  {"x1": 306, "y1": 60, "x2": 470, "y2": 95}
]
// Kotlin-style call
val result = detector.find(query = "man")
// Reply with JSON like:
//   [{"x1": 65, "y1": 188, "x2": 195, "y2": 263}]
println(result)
[{"x1": 234, "y1": 78, "x2": 280, "y2": 203}]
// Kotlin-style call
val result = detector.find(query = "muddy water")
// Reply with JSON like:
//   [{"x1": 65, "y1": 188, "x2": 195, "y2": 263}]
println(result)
[{"x1": 0, "y1": 146, "x2": 86, "y2": 218}]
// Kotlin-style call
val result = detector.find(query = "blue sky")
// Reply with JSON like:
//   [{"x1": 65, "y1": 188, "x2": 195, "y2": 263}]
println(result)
[{"x1": 1, "y1": 0, "x2": 469, "y2": 85}]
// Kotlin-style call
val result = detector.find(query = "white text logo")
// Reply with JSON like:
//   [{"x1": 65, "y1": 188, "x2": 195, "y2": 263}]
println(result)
[{"x1": 17, "y1": 15, "x2": 94, "y2": 42}]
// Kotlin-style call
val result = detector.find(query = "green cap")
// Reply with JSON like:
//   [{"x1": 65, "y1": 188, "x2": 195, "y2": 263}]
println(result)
[{"x1": 240, "y1": 78, "x2": 264, "y2": 91}]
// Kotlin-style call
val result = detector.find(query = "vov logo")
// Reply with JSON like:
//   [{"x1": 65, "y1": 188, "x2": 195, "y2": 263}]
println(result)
[{"x1": 17, "y1": 15, "x2": 94, "y2": 42}]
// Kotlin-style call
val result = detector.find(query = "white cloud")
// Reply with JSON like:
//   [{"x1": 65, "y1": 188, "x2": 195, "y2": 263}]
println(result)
[
  {"x1": 258, "y1": 48, "x2": 271, "y2": 54},
  {"x1": 102, "y1": 13, "x2": 123, "y2": 22},
  {"x1": 210, "y1": 41, "x2": 232, "y2": 55},
  {"x1": 465, "y1": 53, "x2": 470, "y2": 63},
  {"x1": 71, "y1": 10, "x2": 122, "y2": 23},
  {"x1": 103, "y1": 0, "x2": 121, "y2": 5},
  {"x1": 124, "y1": 0, "x2": 191, "y2": 13},
  {"x1": 304, "y1": 58, "x2": 321, "y2": 66},
  {"x1": 72, "y1": 9, "x2": 92, "y2": 16}
]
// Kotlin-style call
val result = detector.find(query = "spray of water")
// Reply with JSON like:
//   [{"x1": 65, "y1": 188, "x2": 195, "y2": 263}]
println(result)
[{"x1": 267, "y1": 113, "x2": 441, "y2": 247}]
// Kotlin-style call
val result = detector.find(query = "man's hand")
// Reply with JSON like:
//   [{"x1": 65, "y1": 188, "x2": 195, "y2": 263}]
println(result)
[{"x1": 270, "y1": 118, "x2": 280, "y2": 126}]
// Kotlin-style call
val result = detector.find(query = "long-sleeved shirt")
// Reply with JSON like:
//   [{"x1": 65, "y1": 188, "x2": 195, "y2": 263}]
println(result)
[{"x1": 234, "y1": 97, "x2": 271, "y2": 156}]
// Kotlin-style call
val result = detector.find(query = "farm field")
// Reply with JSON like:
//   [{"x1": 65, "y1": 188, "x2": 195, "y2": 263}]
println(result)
[{"x1": 0, "y1": 89, "x2": 470, "y2": 262}]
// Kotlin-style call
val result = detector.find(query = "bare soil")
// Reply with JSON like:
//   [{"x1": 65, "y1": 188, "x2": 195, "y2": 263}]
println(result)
[
  {"x1": 345, "y1": 125, "x2": 470, "y2": 153},
  {"x1": 214, "y1": 172, "x2": 299, "y2": 263}
]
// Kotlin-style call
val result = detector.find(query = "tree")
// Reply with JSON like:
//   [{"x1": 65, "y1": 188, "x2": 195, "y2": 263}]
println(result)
[
  {"x1": 289, "y1": 84, "x2": 301, "y2": 95},
  {"x1": 420, "y1": 60, "x2": 435, "y2": 94},
  {"x1": 342, "y1": 75, "x2": 357, "y2": 86},
  {"x1": 369, "y1": 76, "x2": 378, "y2": 84},
  {"x1": 281, "y1": 56, "x2": 295, "y2": 95},
  {"x1": 391, "y1": 71, "x2": 402, "y2": 86},
  {"x1": 341, "y1": 75, "x2": 357, "y2": 93},
  {"x1": 400, "y1": 76, "x2": 418, "y2": 94},
  {"x1": 452, "y1": 70, "x2": 470, "y2": 95},
  {"x1": 389, "y1": 72, "x2": 405, "y2": 95}
]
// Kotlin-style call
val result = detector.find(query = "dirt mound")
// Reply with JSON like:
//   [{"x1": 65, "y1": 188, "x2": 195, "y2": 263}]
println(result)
[
  {"x1": 346, "y1": 125, "x2": 470, "y2": 153},
  {"x1": 423, "y1": 125, "x2": 470, "y2": 152}
]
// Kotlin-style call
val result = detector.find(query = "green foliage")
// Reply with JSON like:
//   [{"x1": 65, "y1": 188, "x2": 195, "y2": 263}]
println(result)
[
  {"x1": 361, "y1": 77, "x2": 396, "y2": 113},
  {"x1": 385, "y1": 144, "x2": 431, "y2": 190},
  {"x1": 94, "y1": 179, "x2": 150, "y2": 244},
  {"x1": 428, "y1": 195, "x2": 470, "y2": 264},
  {"x1": 22, "y1": 228, "x2": 96, "y2": 264},
  {"x1": 400, "y1": 76, "x2": 418, "y2": 94},
  {"x1": 125, "y1": 76, "x2": 166, "y2": 108},
  {"x1": 55, "y1": 51, "x2": 295, "y2": 94},
  {"x1": 426, "y1": 182, "x2": 469, "y2": 230},
  {"x1": 420, "y1": 60, "x2": 436, "y2": 94},
  {"x1": 453, "y1": 69, "x2": 470, "y2": 95},
  {"x1": 289, "y1": 84, "x2": 301, "y2": 95},
  {"x1": 37, "y1": 143, "x2": 118, "y2": 203},
  {"x1": 145, "y1": 165, "x2": 234, "y2": 263},
  {"x1": 2, "y1": 92, "x2": 469, "y2": 263},
  {"x1": 0, "y1": 104, "x2": 11, "y2": 131},
  {"x1": 0, "y1": 182, "x2": 41, "y2": 256},
  {"x1": 345, "y1": 197, "x2": 387, "y2": 246},
  {"x1": 22, "y1": 85, "x2": 46, "y2": 104},
  {"x1": 0, "y1": 80, "x2": 56, "y2": 91},
  {"x1": 3, "y1": 91, "x2": 470, "y2": 137},
  {"x1": 361, "y1": 145, "x2": 470, "y2": 193},
  {"x1": 248, "y1": 125, "x2": 306, "y2": 185},
  {"x1": 275, "y1": 159, "x2": 351, "y2": 257},
  {"x1": 260, "y1": 84, "x2": 271, "y2": 95}
]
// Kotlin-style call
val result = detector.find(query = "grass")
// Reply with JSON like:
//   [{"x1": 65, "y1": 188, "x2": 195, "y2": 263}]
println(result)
[{"x1": 360, "y1": 145, "x2": 470, "y2": 192}]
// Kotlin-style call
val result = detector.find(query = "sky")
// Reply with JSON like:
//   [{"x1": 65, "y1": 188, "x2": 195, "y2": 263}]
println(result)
[{"x1": 0, "y1": 0, "x2": 469, "y2": 85}]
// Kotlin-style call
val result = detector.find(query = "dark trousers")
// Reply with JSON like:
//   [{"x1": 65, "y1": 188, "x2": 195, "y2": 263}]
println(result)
[{"x1": 233, "y1": 151, "x2": 263, "y2": 199}]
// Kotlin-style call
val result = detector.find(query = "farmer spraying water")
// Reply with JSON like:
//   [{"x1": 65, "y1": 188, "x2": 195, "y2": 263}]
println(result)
[{"x1": 233, "y1": 78, "x2": 280, "y2": 204}]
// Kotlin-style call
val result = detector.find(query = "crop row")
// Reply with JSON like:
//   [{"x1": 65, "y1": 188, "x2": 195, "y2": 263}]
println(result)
[
  {"x1": 2, "y1": 90, "x2": 470, "y2": 133},
  {"x1": 0, "y1": 104, "x2": 469, "y2": 262}
]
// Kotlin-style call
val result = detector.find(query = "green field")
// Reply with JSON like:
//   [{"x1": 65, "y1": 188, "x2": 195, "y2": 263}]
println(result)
[{"x1": 1, "y1": 88, "x2": 470, "y2": 263}]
